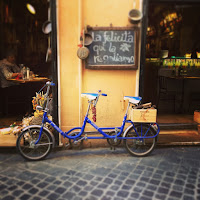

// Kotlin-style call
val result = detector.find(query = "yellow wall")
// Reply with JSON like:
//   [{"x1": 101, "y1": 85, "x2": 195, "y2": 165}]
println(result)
[{"x1": 58, "y1": 0, "x2": 142, "y2": 131}]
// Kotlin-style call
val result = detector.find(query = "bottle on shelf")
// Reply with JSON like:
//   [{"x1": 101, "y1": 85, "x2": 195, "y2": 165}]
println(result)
[
  {"x1": 21, "y1": 66, "x2": 26, "y2": 80},
  {"x1": 27, "y1": 67, "x2": 30, "y2": 80},
  {"x1": 178, "y1": 63, "x2": 183, "y2": 76}
]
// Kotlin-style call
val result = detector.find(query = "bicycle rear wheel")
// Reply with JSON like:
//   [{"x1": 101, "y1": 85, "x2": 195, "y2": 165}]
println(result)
[
  {"x1": 16, "y1": 128, "x2": 53, "y2": 161},
  {"x1": 123, "y1": 124, "x2": 157, "y2": 156}
]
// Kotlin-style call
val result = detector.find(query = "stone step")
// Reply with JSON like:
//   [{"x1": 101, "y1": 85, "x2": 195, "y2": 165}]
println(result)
[{"x1": 159, "y1": 123, "x2": 198, "y2": 130}]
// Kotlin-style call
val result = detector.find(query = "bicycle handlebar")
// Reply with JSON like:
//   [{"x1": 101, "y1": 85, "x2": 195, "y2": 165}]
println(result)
[
  {"x1": 92, "y1": 91, "x2": 107, "y2": 107},
  {"x1": 97, "y1": 90, "x2": 107, "y2": 97},
  {"x1": 46, "y1": 81, "x2": 55, "y2": 86}
]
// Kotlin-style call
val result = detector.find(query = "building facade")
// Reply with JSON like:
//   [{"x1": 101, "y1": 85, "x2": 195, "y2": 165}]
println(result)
[{"x1": 57, "y1": 0, "x2": 143, "y2": 134}]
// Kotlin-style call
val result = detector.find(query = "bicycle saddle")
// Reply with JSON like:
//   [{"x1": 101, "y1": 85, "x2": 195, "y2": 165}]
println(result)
[
  {"x1": 81, "y1": 93, "x2": 99, "y2": 100},
  {"x1": 124, "y1": 96, "x2": 142, "y2": 104}
]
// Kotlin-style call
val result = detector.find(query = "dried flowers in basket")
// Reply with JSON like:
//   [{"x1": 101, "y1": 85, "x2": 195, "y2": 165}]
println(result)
[
  {"x1": 32, "y1": 91, "x2": 47, "y2": 110},
  {"x1": 31, "y1": 92, "x2": 54, "y2": 132}
]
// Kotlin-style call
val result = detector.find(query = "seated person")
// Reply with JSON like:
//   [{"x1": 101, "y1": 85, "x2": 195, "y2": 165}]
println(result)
[{"x1": 0, "y1": 50, "x2": 22, "y2": 88}]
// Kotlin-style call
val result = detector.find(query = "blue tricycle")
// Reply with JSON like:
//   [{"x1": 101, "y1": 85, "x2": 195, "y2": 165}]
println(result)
[{"x1": 16, "y1": 82, "x2": 160, "y2": 161}]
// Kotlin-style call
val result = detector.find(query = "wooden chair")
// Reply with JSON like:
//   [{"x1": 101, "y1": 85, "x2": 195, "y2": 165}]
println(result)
[
  {"x1": 0, "y1": 69, "x2": 28, "y2": 116},
  {"x1": 156, "y1": 76, "x2": 176, "y2": 112},
  {"x1": 188, "y1": 92, "x2": 200, "y2": 113}
]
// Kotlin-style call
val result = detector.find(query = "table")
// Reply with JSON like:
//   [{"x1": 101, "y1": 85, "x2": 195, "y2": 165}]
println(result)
[
  {"x1": 8, "y1": 77, "x2": 49, "y2": 83},
  {"x1": 169, "y1": 76, "x2": 200, "y2": 80},
  {"x1": 168, "y1": 76, "x2": 200, "y2": 113}
]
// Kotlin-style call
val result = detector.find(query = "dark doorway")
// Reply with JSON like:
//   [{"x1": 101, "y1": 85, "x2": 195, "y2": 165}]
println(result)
[
  {"x1": 140, "y1": 0, "x2": 200, "y2": 126},
  {"x1": 0, "y1": 0, "x2": 58, "y2": 143}
]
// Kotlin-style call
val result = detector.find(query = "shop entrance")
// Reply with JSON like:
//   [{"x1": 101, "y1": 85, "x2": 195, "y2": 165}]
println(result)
[
  {"x1": 141, "y1": 0, "x2": 200, "y2": 129},
  {"x1": 0, "y1": 0, "x2": 58, "y2": 145}
]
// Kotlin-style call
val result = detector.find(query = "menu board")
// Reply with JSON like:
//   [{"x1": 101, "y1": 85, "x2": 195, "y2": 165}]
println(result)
[{"x1": 86, "y1": 27, "x2": 139, "y2": 70}]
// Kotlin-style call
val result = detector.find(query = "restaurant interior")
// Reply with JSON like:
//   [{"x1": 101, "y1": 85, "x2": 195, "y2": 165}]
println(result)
[
  {"x1": 143, "y1": 1, "x2": 200, "y2": 125},
  {"x1": 0, "y1": 0, "x2": 51, "y2": 127}
]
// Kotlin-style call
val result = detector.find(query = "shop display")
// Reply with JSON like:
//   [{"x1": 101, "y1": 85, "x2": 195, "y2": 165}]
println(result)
[{"x1": 0, "y1": 92, "x2": 52, "y2": 146}]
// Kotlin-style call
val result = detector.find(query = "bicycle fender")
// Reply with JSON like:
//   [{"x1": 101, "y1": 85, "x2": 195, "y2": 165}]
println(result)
[
  {"x1": 21, "y1": 125, "x2": 55, "y2": 147},
  {"x1": 123, "y1": 124, "x2": 133, "y2": 137},
  {"x1": 123, "y1": 124, "x2": 158, "y2": 141}
]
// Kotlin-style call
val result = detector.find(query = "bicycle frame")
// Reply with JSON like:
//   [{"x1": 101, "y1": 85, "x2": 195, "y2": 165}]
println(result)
[{"x1": 36, "y1": 94, "x2": 160, "y2": 145}]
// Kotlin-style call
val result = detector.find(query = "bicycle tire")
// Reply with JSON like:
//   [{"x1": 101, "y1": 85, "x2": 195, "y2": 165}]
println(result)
[
  {"x1": 16, "y1": 127, "x2": 53, "y2": 161},
  {"x1": 123, "y1": 124, "x2": 157, "y2": 157}
]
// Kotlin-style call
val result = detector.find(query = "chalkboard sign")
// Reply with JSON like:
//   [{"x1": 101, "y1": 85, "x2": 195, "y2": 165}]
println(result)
[{"x1": 86, "y1": 26, "x2": 139, "y2": 70}]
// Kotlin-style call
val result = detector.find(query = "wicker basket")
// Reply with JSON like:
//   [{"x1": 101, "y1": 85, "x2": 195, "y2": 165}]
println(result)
[{"x1": 30, "y1": 114, "x2": 54, "y2": 132}]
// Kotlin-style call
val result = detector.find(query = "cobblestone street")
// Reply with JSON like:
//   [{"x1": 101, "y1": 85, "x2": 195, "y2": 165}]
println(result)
[{"x1": 1, "y1": 146, "x2": 200, "y2": 200}]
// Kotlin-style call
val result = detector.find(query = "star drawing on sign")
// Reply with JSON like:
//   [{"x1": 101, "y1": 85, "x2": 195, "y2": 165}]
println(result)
[{"x1": 120, "y1": 43, "x2": 131, "y2": 52}]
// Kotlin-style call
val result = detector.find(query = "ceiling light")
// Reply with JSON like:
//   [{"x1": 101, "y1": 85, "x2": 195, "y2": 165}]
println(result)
[{"x1": 26, "y1": 3, "x2": 36, "y2": 15}]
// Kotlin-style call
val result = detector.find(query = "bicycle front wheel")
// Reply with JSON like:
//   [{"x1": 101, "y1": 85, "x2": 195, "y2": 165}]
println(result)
[
  {"x1": 123, "y1": 124, "x2": 157, "y2": 157},
  {"x1": 16, "y1": 128, "x2": 53, "y2": 161}
]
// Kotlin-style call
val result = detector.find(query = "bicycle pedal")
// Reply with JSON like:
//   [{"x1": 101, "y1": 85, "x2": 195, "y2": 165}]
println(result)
[
  {"x1": 85, "y1": 134, "x2": 88, "y2": 141},
  {"x1": 65, "y1": 142, "x2": 70, "y2": 147}
]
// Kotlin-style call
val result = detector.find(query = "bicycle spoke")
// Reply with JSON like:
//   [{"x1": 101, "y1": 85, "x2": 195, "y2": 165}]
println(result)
[
  {"x1": 124, "y1": 124, "x2": 157, "y2": 156},
  {"x1": 16, "y1": 128, "x2": 53, "y2": 161}
]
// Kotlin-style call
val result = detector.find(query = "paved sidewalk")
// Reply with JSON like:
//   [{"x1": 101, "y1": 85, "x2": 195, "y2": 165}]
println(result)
[{"x1": 1, "y1": 146, "x2": 200, "y2": 200}]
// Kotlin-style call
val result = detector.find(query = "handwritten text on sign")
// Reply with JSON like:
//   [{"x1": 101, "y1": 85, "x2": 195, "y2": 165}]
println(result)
[{"x1": 87, "y1": 30, "x2": 135, "y2": 66}]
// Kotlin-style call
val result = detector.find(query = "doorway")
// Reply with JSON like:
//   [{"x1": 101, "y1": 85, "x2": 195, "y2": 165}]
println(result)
[
  {"x1": 0, "y1": 0, "x2": 58, "y2": 142},
  {"x1": 141, "y1": 0, "x2": 200, "y2": 127}
]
